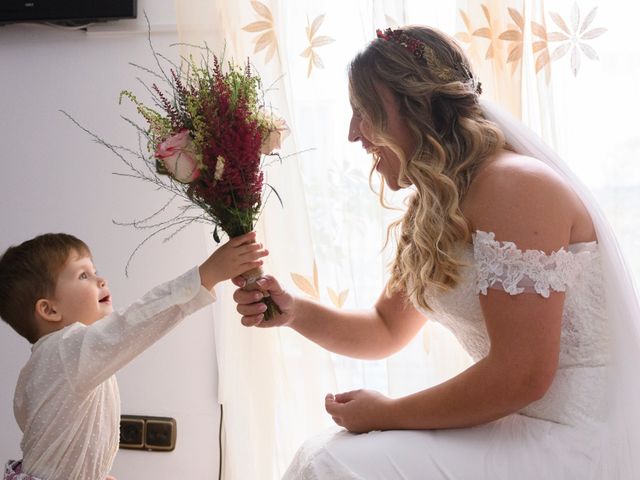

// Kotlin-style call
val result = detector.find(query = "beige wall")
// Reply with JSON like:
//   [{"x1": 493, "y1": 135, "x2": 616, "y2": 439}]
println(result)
[{"x1": 0, "y1": 1, "x2": 221, "y2": 477}]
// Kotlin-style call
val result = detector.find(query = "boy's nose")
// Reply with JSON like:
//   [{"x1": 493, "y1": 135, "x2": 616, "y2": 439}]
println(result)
[{"x1": 98, "y1": 277, "x2": 107, "y2": 287}]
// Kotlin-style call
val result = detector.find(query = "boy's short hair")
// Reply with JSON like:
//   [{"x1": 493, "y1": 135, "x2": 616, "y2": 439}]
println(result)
[{"x1": 0, "y1": 233, "x2": 91, "y2": 343}]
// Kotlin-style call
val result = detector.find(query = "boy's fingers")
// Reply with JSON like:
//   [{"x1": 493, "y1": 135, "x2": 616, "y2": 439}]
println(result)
[
  {"x1": 241, "y1": 242, "x2": 263, "y2": 252},
  {"x1": 230, "y1": 231, "x2": 257, "y2": 246},
  {"x1": 242, "y1": 260, "x2": 264, "y2": 271},
  {"x1": 240, "y1": 247, "x2": 268, "y2": 259}
]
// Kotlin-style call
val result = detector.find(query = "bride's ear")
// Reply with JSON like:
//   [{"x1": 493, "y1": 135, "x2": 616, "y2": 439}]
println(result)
[{"x1": 35, "y1": 298, "x2": 62, "y2": 323}]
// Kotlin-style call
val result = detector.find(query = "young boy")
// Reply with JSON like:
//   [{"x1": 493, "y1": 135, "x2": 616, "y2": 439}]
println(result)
[{"x1": 0, "y1": 231, "x2": 267, "y2": 480}]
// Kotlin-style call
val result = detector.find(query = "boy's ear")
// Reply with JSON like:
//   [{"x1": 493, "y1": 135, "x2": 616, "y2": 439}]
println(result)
[{"x1": 35, "y1": 298, "x2": 62, "y2": 323}]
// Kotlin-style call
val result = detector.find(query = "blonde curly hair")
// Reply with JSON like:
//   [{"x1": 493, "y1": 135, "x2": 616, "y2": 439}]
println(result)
[{"x1": 348, "y1": 26, "x2": 506, "y2": 311}]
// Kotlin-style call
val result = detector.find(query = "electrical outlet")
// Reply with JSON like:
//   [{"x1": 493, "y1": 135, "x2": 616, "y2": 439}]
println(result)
[
  {"x1": 145, "y1": 417, "x2": 176, "y2": 451},
  {"x1": 119, "y1": 416, "x2": 145, "y2": 449},
  {"x1": 119, "y1": 415, "x2": 176, "y2": 451}
]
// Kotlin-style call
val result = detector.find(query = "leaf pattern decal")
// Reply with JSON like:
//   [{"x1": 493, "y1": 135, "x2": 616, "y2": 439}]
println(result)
[
  {"x1": 291, "y1": 260, "x2": 319, "y2": 300},
  {"x1": 327, "y1": 287, "x2": 349, "y2": 308},
  {"x1": 242, "y1": 0, "x2": 279, "y2": 64},
  {"x1": 291, "y1": 260, "x2": 349, "y2": 307},
  {"x1": 300, "y1": 14, "x2": 335, "y2": 77}
]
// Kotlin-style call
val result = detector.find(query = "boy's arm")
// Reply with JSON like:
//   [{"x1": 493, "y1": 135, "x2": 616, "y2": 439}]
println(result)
[
  {"x1": 58, "y1": 267, "x2": 214, "y2": 391},
  {"x1": 57, "y1": 231, "x2": 265, "y2": 391}
]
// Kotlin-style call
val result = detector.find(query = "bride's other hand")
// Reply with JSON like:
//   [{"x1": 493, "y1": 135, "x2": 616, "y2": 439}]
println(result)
[
  {"x1": 232, "y1": 275, "x2": 295, "y2": 327},
  {"x1": 325, "y1": 389, "x2": 393, "y2": 434}
]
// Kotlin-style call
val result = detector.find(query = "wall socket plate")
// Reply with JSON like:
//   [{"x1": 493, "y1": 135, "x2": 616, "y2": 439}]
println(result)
[{"x1": 120, "y1": 415, "x2": 176, "y2": 452}]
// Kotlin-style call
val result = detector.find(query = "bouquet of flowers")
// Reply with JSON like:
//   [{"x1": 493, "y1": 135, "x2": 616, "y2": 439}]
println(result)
[
  {"x1": 128, "y1": 51, "x2": 288, "y2": 319},
  {"x1": 66, "y1": 42, "x2": 287, "y2": 320}
]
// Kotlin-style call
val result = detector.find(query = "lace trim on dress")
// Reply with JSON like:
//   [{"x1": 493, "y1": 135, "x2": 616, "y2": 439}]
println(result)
[{"x1": 473, "y1": 230, "x2": 596, "y2": 298}]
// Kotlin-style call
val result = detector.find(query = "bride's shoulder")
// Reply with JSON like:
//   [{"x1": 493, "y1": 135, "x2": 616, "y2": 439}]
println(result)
[
  {"x1": 476, "y1": 150, "x2": 567, "y2": 188},
  {"x1": 466, "y1": 150, "x2": 574, "y2": 207},
  {"x1": 462, "y1": 150, "x2": 581, "y2": 251}
]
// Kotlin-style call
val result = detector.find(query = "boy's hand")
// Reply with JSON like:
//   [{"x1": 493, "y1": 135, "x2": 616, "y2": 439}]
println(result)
[{"x1": 199, "y1": 231, "x2": 268, "y2": 291}]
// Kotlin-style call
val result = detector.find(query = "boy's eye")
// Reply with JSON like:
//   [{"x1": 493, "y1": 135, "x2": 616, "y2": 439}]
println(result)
[{"x1": 79, "y1": 272, "x2": 88, "y2": 280}]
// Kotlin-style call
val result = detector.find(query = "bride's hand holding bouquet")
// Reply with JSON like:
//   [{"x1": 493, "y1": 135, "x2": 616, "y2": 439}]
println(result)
[{"x1": 232, "y1": 275, "x2": 295, "y2": 327}]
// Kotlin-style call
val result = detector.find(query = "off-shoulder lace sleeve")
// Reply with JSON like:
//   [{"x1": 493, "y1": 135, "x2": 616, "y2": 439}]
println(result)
[{"x1": 473, "y1": 230, "x2": 596, "y2": 298}]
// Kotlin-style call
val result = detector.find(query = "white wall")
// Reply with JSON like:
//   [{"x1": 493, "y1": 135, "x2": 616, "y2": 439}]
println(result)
[{"x1": 0, "y1": 1, "x2": 221, "y2": 477}]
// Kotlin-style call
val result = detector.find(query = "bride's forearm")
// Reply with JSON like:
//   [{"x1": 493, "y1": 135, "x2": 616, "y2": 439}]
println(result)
[
  {"x1": 385, "y1": 356, "x2": 548, "y2": 430},
  {"x1": 288, "y1": 297, "x2": 398, "y2": 360}
]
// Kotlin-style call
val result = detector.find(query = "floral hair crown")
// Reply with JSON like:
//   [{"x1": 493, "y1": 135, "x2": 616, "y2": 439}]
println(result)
[{"x1": 375, "y1": 28, "x2": 482, "y2": 95}]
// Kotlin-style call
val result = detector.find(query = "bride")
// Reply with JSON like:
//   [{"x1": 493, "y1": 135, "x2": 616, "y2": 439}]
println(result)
[{"x1": 232, "y1": 26, "x2": 640, "y2": 479}]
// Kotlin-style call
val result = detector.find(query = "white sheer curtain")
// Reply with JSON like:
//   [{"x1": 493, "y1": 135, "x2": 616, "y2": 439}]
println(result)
[{"x1": 174, "y1": 1, "x2": 637, "y2": 478}]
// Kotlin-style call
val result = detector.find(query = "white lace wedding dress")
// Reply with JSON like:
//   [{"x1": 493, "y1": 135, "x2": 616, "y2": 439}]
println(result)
[{"x1": 283, "y1": 230, "x2": 607, "y2": 480}]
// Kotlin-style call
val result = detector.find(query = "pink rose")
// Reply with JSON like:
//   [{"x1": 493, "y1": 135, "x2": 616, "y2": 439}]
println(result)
[
  {"x1": 155, "y1": 130, "x2": 200, "y2": 183},
  {"x1": 260, "y1": 117, "x2": 290, "y2": 155}
]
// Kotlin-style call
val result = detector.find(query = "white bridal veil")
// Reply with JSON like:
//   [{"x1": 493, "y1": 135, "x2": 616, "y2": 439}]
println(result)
[{"x1": 481, "y1": 100, "x2": 640, "y2": 479}]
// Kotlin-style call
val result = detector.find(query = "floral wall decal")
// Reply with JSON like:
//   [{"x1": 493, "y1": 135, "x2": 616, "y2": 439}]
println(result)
[
  {"x1": 455, "y1": 9, "x2": 474, "y2": 45},
  {"x1": 242, "y1": 0, "x2": 279, "y2": 64},
  {"x1": 498, "y1": 7, "x2": 525, "y2": 73},
  {"x1": 456, "y1": 2, "x2": 607, "y2": 79},
  {"x1": 471, "y1": 4, "x2": 502, "y2": 60},
  {"x1": 531, "y1": 20, "x2": 552, "y2": 78},
  {"x1": 548, "y1": 3, "x2": 607, "y2": 76},
  {"x1": 300, "y1": 14, "x2": 335, "y2": 77}
]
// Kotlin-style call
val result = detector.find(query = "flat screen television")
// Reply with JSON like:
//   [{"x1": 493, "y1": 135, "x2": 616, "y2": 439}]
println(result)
[{"x1": 0, "y1": 0, "x2": 137, "y2": 26}]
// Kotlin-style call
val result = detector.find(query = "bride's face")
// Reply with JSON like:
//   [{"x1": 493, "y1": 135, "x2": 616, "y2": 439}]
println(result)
[{"x1": 348, "y1": 83, "x2": 416, "y2": 191}]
